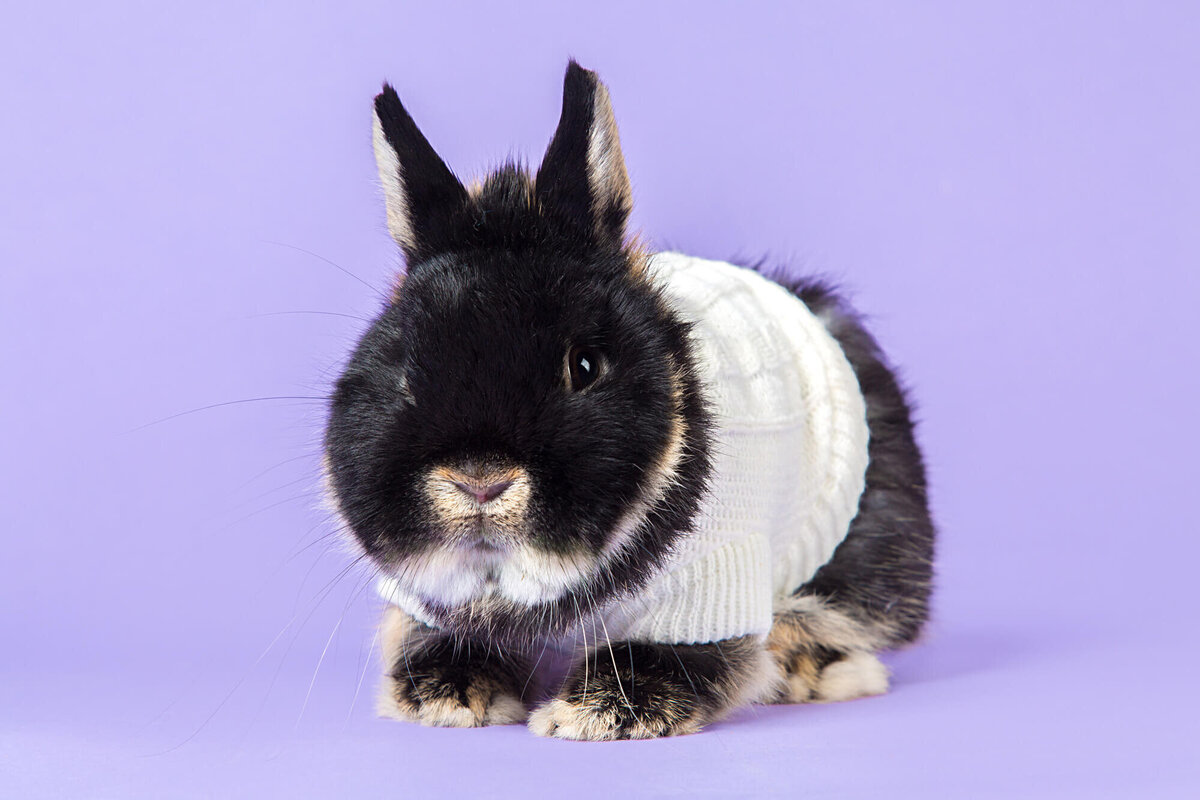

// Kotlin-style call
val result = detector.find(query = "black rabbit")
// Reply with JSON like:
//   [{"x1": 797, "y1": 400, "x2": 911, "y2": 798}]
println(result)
[{"x1": 323, "y1": 61, "x2": 935, "y2": 740}]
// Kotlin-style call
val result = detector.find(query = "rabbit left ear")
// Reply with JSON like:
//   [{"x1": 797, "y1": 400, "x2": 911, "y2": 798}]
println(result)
[
  {"x1": 536, "y1": 61, "x2": 632, "y2": 247},
  {"x1": 372, "y1": 84, "x2": 469, "y2": 264}
]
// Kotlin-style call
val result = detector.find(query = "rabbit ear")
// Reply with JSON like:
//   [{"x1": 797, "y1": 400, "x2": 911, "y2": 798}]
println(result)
[
  {"x1": 372, "y1": 84, "x2": 469, "y2": 263},
  {"x1": 535, "y1": 61, "x2": 632, "y2": 247}
]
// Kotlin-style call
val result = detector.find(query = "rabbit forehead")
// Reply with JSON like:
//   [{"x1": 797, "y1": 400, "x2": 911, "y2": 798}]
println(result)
[
  {"x1": 403, "y1": 248, "x2": 622, "y2": 309},
  {"x1": 394, "y1": 252, "x2": 657, "y2": 367}
]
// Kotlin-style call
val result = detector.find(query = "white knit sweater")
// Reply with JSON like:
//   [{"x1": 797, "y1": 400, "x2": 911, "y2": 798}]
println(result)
[
  {"x1": 376, "y1": 253, "x2": 870, "y2": 646},
  {"x1": 606, "y1": 252, "x2": 870, "y2": 644}
]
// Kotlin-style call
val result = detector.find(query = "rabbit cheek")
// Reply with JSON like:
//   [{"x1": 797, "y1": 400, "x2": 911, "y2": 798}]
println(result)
[{"x1": 601, "y1": 373, "x2": 689, "y2": 562}]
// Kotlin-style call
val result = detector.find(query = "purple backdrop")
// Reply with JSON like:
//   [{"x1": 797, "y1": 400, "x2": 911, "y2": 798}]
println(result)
[{"x1": 3, "y1": 1, "x2": 1197, "y2": 797}]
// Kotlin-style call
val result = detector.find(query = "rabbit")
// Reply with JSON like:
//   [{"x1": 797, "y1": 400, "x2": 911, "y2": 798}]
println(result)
[{"x1": 322, "y1": 61, "x2": 936, "y2": 740}]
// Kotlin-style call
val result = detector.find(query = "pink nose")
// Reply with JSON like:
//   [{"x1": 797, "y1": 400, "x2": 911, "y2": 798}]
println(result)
[{"x1": 450, "y1": 479, "x2": 513, "y2": 505}]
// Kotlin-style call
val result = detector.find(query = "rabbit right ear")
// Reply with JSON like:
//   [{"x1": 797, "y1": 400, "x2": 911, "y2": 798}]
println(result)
[
  {"x1": 372, "y1": 84, "x2": 469, "y2": 264},
  {"x1": 536, "y1": 62, "x2": 632, "y2": 248}
]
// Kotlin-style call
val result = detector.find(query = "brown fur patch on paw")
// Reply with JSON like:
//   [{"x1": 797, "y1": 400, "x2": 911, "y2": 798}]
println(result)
[
  {"x1": 768, "y1": 594, "x2": 893, "y2": 655},
  {"x1": 376, "y1": 605, "x2": 530, "y2": 727},
  {"x1": 771, "y1": 647, "x2": 828, "y2": 704},
  {"x1": 768, "y1": 647, "x2": 890, "y2": 704},
  {"x1": 767, "y1": 595, "x2": 892, "y2": 704},
  {"x1": 378, "y1": 669, "x2": 528, "y2": 727}
]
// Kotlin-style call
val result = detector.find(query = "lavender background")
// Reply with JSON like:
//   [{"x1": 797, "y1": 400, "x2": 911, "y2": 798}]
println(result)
[{"x1": 3, "y1": 1, "x2": 1198, "y2": 797}]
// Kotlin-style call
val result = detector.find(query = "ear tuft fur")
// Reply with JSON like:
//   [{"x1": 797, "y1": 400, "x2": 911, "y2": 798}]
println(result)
[{"x1": 535, "y1": 61, "x2": 632, "y2": 247}]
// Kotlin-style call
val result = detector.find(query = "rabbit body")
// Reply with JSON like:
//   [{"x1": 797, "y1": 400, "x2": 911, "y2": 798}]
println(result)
[{"x1": 325, "y1": 63, "x2": 935, "y2": 740}]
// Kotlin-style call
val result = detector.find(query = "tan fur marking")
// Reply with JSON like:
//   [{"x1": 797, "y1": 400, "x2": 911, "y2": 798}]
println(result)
[
  {"x1": 601, "y1": 369, "x2": 687, "y2": 562},
  {"x1": 372, "y1": 110, "x2": 415, "y2": 252},
  {"x1": 777, "y1": 651, "x2": 823, "y2": 703},
  {"x1": 766, "y1": 595, "x2": 895, "y2": 704},
  {"x1": 379, "y1": 604, "x2": 418, "y2": 666},
  {"x1": 814, "y1": 652, "x2": 889, "y2": 703},
  {"x1": 770, "y1": 594, "x2": 894, "y2": 653},
  {"x1": 623, "y1": 237, "x2": 651, "y2": 278},
  {"x1": 585, "y1": 80, "x2": 632, "y2": 235},
  {"x1": 375, "y1": 605, "x2": 422, "y2": 720},
  {"x1": 425, "y1": 465, "x2": 531, "y2": 526}
]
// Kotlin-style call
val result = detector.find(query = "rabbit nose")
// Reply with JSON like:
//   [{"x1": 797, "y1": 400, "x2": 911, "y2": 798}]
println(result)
[{"x1": 450, "y1": 478, "x2": 513, "y2": 505}]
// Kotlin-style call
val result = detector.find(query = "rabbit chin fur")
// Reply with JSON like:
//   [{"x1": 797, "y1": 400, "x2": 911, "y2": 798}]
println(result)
[{"x1": 324, "y1": 60, "x2": 935, "y2": 739}]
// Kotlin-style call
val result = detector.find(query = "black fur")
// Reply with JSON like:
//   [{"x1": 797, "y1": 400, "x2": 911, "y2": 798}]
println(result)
[
  {"x1": 373, "y1": 86, "x2": 471, "y2": 263},
  {"x1": 536, "y1": 63, "x2": 629, "y2": 245}
]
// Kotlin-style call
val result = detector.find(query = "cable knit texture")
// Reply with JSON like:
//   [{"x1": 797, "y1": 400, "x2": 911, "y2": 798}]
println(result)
[{"x1": 608, "y1": 252, "x2": 870, "y2": 644}]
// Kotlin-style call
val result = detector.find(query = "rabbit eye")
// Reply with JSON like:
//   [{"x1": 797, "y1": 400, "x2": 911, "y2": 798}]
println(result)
[{"x1": 567, "y1": 346, "x2": 603, "y2": 391}]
